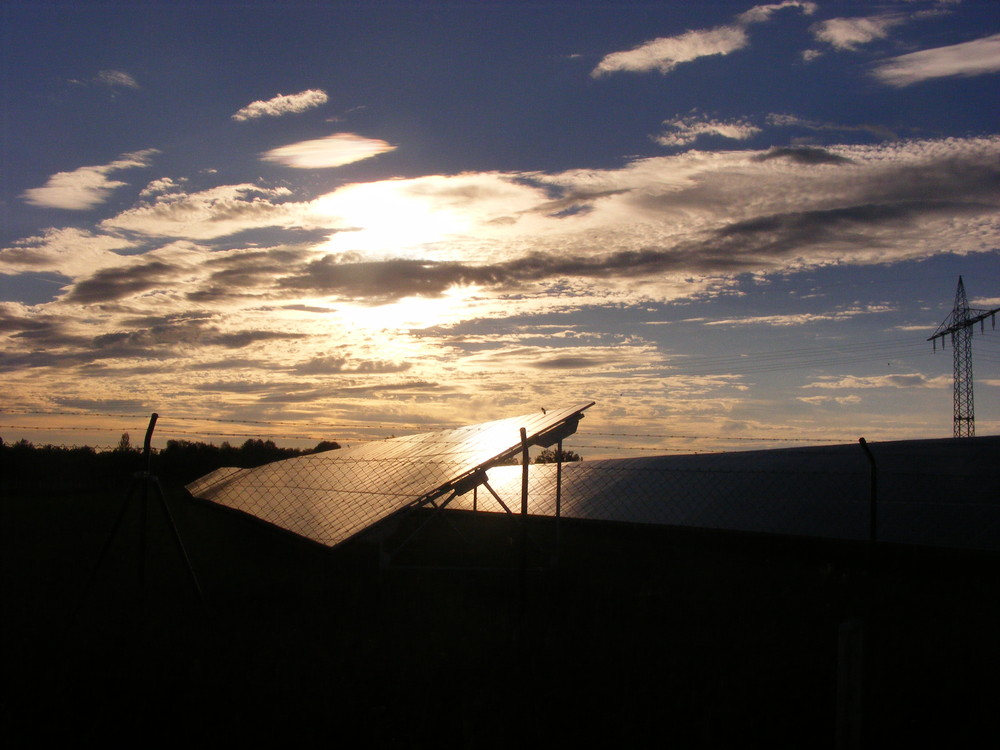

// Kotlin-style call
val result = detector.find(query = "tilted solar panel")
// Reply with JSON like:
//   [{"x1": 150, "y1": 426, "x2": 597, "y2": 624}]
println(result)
[
  {"x1": 186, "y1": 402, "x2": 593, "y2": 547},
  {"x1": 448, "y1": 437, "x2": 1000, "y2": 552}
]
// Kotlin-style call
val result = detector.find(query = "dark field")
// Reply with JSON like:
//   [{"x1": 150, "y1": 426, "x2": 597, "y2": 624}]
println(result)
[{"x1": 3, "y1": 480, "x2": 997, "y2": 747}]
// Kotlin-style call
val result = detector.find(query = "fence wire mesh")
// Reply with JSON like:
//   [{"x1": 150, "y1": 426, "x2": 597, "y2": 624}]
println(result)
[
  {"x1": 450, "y1": 439, "x2": 1000, "y2": 552},
  {"x1": 186, "y1": 409, "x2": 1000, "y2": 553}
]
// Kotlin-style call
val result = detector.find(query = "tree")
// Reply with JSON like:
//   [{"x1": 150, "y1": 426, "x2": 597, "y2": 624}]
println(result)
[
  {"x1": 534, "y1": 448, "x2": 581, "y2": 464},
  {"x1": 312, "y1": 440, "x2": 341, "y2": 453},
  {"x1": 115, "y1": 432, "x2": 134, "y2": 452}
]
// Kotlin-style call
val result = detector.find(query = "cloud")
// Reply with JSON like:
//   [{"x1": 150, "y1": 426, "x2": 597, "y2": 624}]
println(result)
[
  {"x1": 655, "y1": 114, "x2": 761, "y2": 148},
  {"x1": 99, "y1": 184, "x2": 302, "y2": 239},
  {"x1": 812, "y1": 14, "x2": 906, "y2": 50},
  {"x1": 261, "y1": 132, "x2": 396, "y2": 168},
  {"x1": 232, "y1": 89, "x2": 329, "y2": 121},
  {"x1": 67, "y1": 259, "x2": 185, "y2": 304},
  {"x1": 752, "y1": 146, "x2": 853, "y2": 165},
  {"x1": 804, "y1": 373, "x2": 950, "y2": 389},
  {"x1": 705, "y1": 306, "x2": 893, "y2": 327},
  {"x1": 96, "y1": 69, "x2": 140, "y2": 89},
  {"x1": 873, "y1": 33, "x2": 1000, "y2": 86},
  {"x1": 0, "y1": 228, "x2": 136, "y2": 276},
  {"x1": 292, "y1": 355, "x2": 411, "y2": 375},
  {"x1": 736, "y1": 1, "x2": 816, "y2": 25},
  {"x1": 16, "y1": 136, "x2": 1000, "y2": 315},
  {"x1": 592, "y1": 1, "x2": 815, "y2": 77},
  {"x1": 797, "y1": 394, "x2": 862, "y2": 405},
  {"x1": 20, "y1": 149, "x2": 159, "y2": 210},
  {"x1": 139, "y1": 177, "x2": 185, "y2": 198},
  {"x1": 765, "y1": 113, "x2": 898, "y2": 141},
  {"x1": 592, "y1": 26, "x2": 749, "y2": 77}
]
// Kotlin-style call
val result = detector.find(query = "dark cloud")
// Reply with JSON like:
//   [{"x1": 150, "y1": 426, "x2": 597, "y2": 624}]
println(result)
[
  {"x1": 196, "y1": 357, "x2": 283, "y2": 371},
  {"x1": 528, "y1": 188, "x2": 630, "y2": 218},
  {"x1": 119, "y1": 312, "x2": 214, "y2": 328},
  {"x1": 255, "y1": 381, "x2": 445, "y2": 403},
  {"x1": 278, "y1": 304, "x2": 338, "y2": 314},
  {"x1": 530, "y1": 356, "x2": 604, "y2": 369},
  {"x1": 185, "y1": 247, "x2": 314, "y2": 303},
  {"x1": 714, "y1": 200, "x2": 991, "y2": 258},
  {"x1": 1, "y1": 307, "x2": 308, "y2": 372},
  {"x1": 90, "y1": 320, "x2": 307, "y2": 351},
  {"x1": 193, "y1": 381, "x2": 282, "y2": 394},
  {"x1": 52, "y1": 397, "x2": 150, "y2": 412},
  {"x1": 1, "y1": 308, "x2": 76, "y2": 340},
  {"x1": 67, "y1": 260, "x2": 180, "y2": 304},
  {"x1": 77, "y1": 363, "x2": 173, "y2": 377},
  {"x1": 752, "y1": 147, "x2": 853, "y2": 165},
  {"x1": 292, "y1": 356, "x2": 411, "y2": 375}
]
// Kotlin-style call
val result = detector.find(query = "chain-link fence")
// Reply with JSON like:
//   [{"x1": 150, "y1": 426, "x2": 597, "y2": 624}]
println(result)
[
  {"x1": 184, "y1": 421, "x2": 999, "y2": 554},
  {"x1": 450, "y1": 437, "x2": 1000, "y2": 553}
]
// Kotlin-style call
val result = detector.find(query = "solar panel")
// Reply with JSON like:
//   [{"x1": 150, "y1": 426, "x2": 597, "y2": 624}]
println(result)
[
  {"x1": 449, "y1": 437, "x2": 1000, "y2": 552},
  {"x1": 186, "y1": 402, "x2": 593, "y2": 547}
]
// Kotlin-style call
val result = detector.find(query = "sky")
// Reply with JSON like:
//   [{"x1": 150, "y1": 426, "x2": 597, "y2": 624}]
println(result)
[{"x1": 2, "y1": 0, "x2": 999, "y2": 456}]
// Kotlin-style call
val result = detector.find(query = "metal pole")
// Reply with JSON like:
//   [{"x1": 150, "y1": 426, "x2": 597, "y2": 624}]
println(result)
[
  {"x1": 555, "y1": 438, "x2": 563, "y2": 565},
  {"x1": 858, "y1": 438, "x2": 877, "y2": 559},
  {"x1": 519, "y1": 428, "x2": 529, "y2": 613}
]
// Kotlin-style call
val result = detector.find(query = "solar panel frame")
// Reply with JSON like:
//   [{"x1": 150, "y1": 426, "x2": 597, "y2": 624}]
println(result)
[{"x1": 186, "y1": 402, "x2": 594, "y2": 547}]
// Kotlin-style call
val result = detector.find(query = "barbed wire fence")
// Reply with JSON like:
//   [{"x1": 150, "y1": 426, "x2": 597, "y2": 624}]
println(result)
[{"x1": 1, "y1": 407, "x2": 888, "y2": 457}]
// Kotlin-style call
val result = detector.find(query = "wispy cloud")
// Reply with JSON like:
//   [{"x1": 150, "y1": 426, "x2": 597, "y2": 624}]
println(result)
[
  {"x1": 592, "y1": 1, "x2": 815, "y2": 77},
  {"x1": 95, "y1": 69, "x2": 140, "y2": 89},
  {"x1": 261, "y1": 132, "x2": 396, "y2": 168},
  {"x1": 766, "y1": 113, "x2": 898, "y2": 141},
  {"x1": 232, "y1": 89, "x2": 329, "y2": 121},
  {"x1": 655, "y1": 114, "x2": 761, "y2": 148},
  {"x1": 797, "y1": 394, "x2": 862, "y2": 405},
  {"x1": 705, "y1": 306, "x2": 894, "y2": 327},
  {"x1": 812, "y1": 14, "x2": 907, "y2": 51},
  {"x1": 735, "y1": 1, "x2": 817, "y2": 25},
  {"x1": 873, "y1": 33, "x2": 1000, "y2": 86},
  {"x1": 592, "y1": 26, "x2": 749, "y2": 77},
  {"x1": 20, "y1": 149, "x2": 159, "y2": 210},
  {"x1": 804, "y1": 373, "x2": 950, "y2": 389}
]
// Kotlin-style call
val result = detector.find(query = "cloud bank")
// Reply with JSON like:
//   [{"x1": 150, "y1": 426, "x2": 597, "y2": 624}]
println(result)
[{"x1": 7, "y1": 136, "x2": 994, "y2": 317}]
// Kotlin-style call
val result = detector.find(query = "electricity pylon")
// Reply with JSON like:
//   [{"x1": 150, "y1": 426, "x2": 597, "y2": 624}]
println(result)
[{"x1": 928, "y1": 277, "x2": 999, "y2": 437}]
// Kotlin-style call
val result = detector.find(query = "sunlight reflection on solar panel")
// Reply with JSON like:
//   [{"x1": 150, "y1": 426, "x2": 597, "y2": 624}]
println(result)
[{"x1": 186, "y1": 402, "x2": 593, "y2": 546}]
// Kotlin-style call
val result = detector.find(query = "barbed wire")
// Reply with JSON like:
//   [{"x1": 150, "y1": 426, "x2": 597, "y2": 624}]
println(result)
[{"x1": 578, "y1": 430, "x2": 848, "y2": 443}]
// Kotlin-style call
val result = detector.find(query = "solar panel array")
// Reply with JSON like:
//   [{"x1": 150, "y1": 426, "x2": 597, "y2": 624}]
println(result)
[
  {"x1": 450, "y1": 437, "x2": 1000, "y2": 552},
  {"x1": 186, "y1": 402, "x2": 593, "y2": 547}
]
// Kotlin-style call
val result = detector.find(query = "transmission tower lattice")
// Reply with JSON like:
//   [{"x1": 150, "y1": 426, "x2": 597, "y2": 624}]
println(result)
[{"x1": 927, "y1": 276, "x2": 999, "y2": 438}]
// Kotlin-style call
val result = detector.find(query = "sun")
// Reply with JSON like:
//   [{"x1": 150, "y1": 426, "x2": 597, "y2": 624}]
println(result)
[{"x1": 311, "y1": 180, "x2": 472, "y2": 257}]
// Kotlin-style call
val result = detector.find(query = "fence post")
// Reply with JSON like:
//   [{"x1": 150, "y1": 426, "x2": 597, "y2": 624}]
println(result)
[{"x1": 858, "y1": 438, "x2": 877, "y2": 566}]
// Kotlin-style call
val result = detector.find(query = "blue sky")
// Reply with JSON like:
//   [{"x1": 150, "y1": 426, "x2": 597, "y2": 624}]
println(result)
[{"x1": 2, "y1": 0, "x2": 999, "y2": 454}]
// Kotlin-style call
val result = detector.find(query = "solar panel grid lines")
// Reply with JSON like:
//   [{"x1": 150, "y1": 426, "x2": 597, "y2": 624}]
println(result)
[
  {"x1": 186, "y1": 402, "x2": 594, "y2": 547},
  {"x1": 450, "y1": 437, "x2": 1000, "y2": 552}
]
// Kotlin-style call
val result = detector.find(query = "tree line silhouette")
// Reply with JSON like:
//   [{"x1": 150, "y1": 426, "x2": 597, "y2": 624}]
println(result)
[{"x1": 0, "y1": 435, "x2": 341, "y2": 492}]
